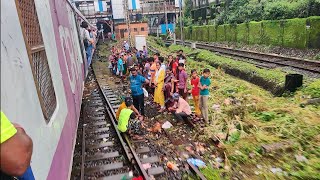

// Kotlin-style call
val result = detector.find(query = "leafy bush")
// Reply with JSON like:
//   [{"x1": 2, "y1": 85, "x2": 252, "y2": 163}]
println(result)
[
  {"x1": 216, "y1": 25, "x2": 225, "y2": 42},
  {"x1": 208, "y1": 25, "x2": 217, "y2": 42},
  {"x1": 225, "y1": 24, "x2": 237, "y2": 42},
  {"x1": 184, "y1": 16, "x2": 320, "y2": 49},
  {"x1": 248, "y1": 21, "x2": 262, "y2": 44},
  {"x1": 308, "y1": 16, "x2": 320, "y2": 48},
  {"x1": 212, "y1": 0, "x2": 320, "y2": 25},
  {"x1": 262, "y1": 20, "x2": 283, "y2": 46},
  {"x1": 303, "y1": 79, "x2": 320, "y2": 98},
  {"x1": 283, "y1": 18, "x2": 307, "y2": 48},
  {"x1": 237, "y1": 23, "x2": 249, "y2": 44}
]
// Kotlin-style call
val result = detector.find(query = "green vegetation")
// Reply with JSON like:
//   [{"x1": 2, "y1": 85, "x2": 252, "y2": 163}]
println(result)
[
  {"x1": 308, "y1": 16, "x2": 320, "y2": 48},
  {"x1": 236, "y1": 23, "x2": 249, "y2": 44},
  {"x1": 147, "y1": 37, "x2": 320, "y2": 179},
  {"x1": 183, "y1": 16, "x2": 320, "y2": 49},
  {"x1": 262, "y1": 20, "x2": 283, "y2": 46},
  {"x1": 170, "y1": 45, "x2": 285, "y2": 93},
  {"x1": 283, "y1": 18, "x2": 307, "y2": 48},
  {"x1": 302, "y1": 79, "x2": 320, "y2": 98},
  {"x1": 209, "y1": 0, "x2": 320, "y2": 25}
]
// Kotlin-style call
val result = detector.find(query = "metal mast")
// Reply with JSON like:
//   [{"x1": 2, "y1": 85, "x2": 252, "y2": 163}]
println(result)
[{"x1": 124, "y1": 0, "x2": 131, "y2": 46}]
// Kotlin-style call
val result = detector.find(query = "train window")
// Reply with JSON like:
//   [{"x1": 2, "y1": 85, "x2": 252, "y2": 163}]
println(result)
[
  {"x1": 134, "y1": 28, "x2": 138, "y2": 32},
  {"x1": 141, "y1": 27, "x2": 145, "y2": 31},
  {"x1": 15, "y1": 0, "x2": 57, "y2": 122}
]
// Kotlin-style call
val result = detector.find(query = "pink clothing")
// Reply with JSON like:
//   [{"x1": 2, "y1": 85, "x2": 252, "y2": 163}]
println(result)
[
  {"x1": 176, "y1": 97, "x2": 191, "y2": 115},
  {"x1": 178, "y1": 70, "x2": 187, "y2": 89}
]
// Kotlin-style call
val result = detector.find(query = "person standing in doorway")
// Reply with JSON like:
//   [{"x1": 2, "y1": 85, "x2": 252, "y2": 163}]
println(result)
[{"x1": 199, "y1": 69, "x2": 211, "y2": 124}]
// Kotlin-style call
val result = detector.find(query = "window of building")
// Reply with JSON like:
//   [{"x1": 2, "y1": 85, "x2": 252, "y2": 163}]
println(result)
[
  {"x1": 141, "y1": 27, "x2": 145, "y2": 31},
  {"x1": 134, "y1": 28, "x2": 138, "y2": 32},
  {"x1": 16, "y1": 0, "x2": 57, "y2": 122}
]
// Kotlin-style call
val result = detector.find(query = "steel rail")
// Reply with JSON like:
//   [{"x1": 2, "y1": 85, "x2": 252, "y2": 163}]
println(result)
[
  {"x1": 170, "y1": 40, "x2": 320, "y2": 74},
  {"x1": 94, "y1": 73, "x2": 150, "y2": 180}
]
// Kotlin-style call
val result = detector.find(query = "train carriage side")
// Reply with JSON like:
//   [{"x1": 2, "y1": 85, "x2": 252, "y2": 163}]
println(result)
[{"x1": 1, "y1": 0, "x2": 90, "y2": 179}]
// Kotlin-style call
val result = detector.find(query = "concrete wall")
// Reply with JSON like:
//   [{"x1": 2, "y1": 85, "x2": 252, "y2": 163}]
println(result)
[
  {"x1": 115, "y1": 22, "x2": 148, "y2": 40},
  {"x1": 1, "y1": 0, "x2": 86, "y2": 179}
]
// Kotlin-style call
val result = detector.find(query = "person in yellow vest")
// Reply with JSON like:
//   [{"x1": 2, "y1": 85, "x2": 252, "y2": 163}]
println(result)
[
  {"x1": 116, "y1": 97, "x2": 141, "y2": 120},
  {"x1": 0, "y1": 111, "x2": 33, "y2": 177},
  {"x1": 117, "y1": 107, "x2": 144, "y2": 140}
]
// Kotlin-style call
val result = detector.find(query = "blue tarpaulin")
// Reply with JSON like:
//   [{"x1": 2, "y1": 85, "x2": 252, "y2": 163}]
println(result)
[{"x1": 160, "y1": 24, "x2": 175, "y2": 34}]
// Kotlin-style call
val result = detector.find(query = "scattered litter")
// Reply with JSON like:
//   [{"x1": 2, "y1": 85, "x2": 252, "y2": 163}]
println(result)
[
  {"x1": 254, "y1": 171, "x2": 260, "y2": 175},
  {"x1": 224, "y1": 98, "x2": 231, "y2": 105},
  {"x1": 212, "y1": 104, "x2": 221, "y2": 112},
  {"x1": 162, "y1": 121, "x2": 173, "y2": 129},
  {"x1": 142, "y1": 163, "x2": 152, "y2": 170},
  {"x1": 270, "y1": 167, "x2": 283, "y2": 174},
  {"x1": 142, "y1": 155, "x2": 148, "y2": 159},
  {"x1": 143, "y1": 88, "x2": 148, "y2": 97},
  {"x1": 152, "y1": 122, "x2": 161, "y2": 133},
  {"x1": 195, "y1": 142, "x2": 206, "y2": 153},
  {"x1": 103, "y1": 138, "x2": 108, "y2": 142},
  {"x1": 224, "y1": 165, "x2": 230, "y2": 171},
  {"x1": 185, "y1": 146, "x2": 195, "y2": 154},
  {"x1": 187, "y1": 158, "x2": 206, "y2": 168},
  {"x1": 128, "y1": 171, "x2": 133, "y2": 177},
  {"x1": 295, "y1": 155, "x2": 308, "y2": 163},
  {"x1": 167, "y1": 162, "x2": 179, "y2": 171},
  {"x1": 257, "y1": 164, "x2": 262, "y2": 169},
  {"x1": 215, "y1": 157, "x2": 223, "y2": 163}
]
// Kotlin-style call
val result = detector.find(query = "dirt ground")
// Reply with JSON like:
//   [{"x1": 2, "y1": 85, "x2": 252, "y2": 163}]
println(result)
[{"x1": 92, "y1": 43, "x2": 221, "y2": 179}]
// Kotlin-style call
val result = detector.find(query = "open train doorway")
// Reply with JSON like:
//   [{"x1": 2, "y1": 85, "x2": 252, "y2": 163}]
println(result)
[{"x1": 96, "y1": 19, "x2": 112, "y2": 41}]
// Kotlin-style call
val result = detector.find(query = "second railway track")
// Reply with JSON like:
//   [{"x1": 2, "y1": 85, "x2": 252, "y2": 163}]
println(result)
[{"x1": 170, "y1": 40, "x2": 320, "y2": 75}]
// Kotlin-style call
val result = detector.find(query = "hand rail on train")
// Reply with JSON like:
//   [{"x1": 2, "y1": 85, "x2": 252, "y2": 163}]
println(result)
[{"x1": 65, "y1": 0, "x2": 95, "y2": 28}]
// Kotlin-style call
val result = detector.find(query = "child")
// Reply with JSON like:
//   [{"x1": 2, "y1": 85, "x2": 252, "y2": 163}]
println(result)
[
  {"x1": 199, "y1": 69, "x2": 211, "y2": 124},
  {"x1": 117, "y1": 55, "x2": 124, "y2": 77},
  {"x1": 108, "y1": 54, "x2": 113, "y2": 73},
  {"x1": 177, "y1": 63, "x2": 188, "y2": 100},
  {"x1": 190, "y1": 69, "x2": 201, "y2": 117}
]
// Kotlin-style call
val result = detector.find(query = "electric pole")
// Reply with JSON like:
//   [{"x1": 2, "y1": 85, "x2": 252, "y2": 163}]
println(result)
[
  {"x1": 124, "y1": 0, "x2": 131, "y2": 46},
  {"x1": 179, "y1": 0, "x2": 184, "y2": 45},
  {"x1": 165, "y1": 1, "x2": 168, "y2": 34}
]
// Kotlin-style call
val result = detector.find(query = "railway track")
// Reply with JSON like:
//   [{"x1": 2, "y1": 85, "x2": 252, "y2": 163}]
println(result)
[
  {"x1": 71, "y1": 67, "x2": 165, "y2": 180},
  {"x1": 169, "y1": 40, "x2": 320, "y2": 75}
]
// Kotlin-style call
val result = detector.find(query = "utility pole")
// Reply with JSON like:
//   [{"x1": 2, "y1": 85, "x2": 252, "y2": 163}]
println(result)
[
  {"x1": 179, "y1": 0, "x2": 184, "y2": 45},
  {"x1": 165, "y1": 1, "x2": 168, "y2": 34},
  {"x1": 124, "y1": 0, "x2": 132, "y2": 46}
]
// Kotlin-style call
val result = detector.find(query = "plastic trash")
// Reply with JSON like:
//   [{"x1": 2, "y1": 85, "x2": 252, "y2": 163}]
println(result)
[
  {"x1": 187, "y1": 158, "x2": 206, "y2": 168},
  {"x1": 143, "y1": 88, "x2": 148, "y2": 97},
  {"x1": 142, "y1": 163, "x2": 151, "y2": 170},
  {"x1": 162, "y1": 121, "x2": 173, "y2": 129},
  {"x1": 270, "y1": 167, "x2": 283, "y2": 174},
  {"x1": 167, "y1": 162, "x2": 179, "y2": 171}
]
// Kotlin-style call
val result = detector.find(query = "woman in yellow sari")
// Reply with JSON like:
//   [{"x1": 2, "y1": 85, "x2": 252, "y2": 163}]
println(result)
[{"x1": 154, "y1": 61, "x2": 166, "y2": 112}]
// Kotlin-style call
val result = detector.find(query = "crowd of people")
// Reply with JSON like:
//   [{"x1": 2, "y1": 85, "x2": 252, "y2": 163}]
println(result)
[{"x1": 113, "y1": 41, "x2": 212, "y2": 139}]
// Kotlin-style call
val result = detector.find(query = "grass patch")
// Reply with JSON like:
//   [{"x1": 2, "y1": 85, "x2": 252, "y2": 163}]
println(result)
[
  {"x1": 169, "y1": 44, "x2": 286, "y2": 94},
  {"x1": 147, "y1": 37, "x2": 320, "y2": 179}
]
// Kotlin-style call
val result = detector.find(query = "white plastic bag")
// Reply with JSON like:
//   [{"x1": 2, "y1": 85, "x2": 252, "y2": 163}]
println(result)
[
  {"x1": 143, "y1": 88, "x2": 148, "y2": 97},
  {"x1": 162, "y1": 121, "x2": 173, "y2": 129}
]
